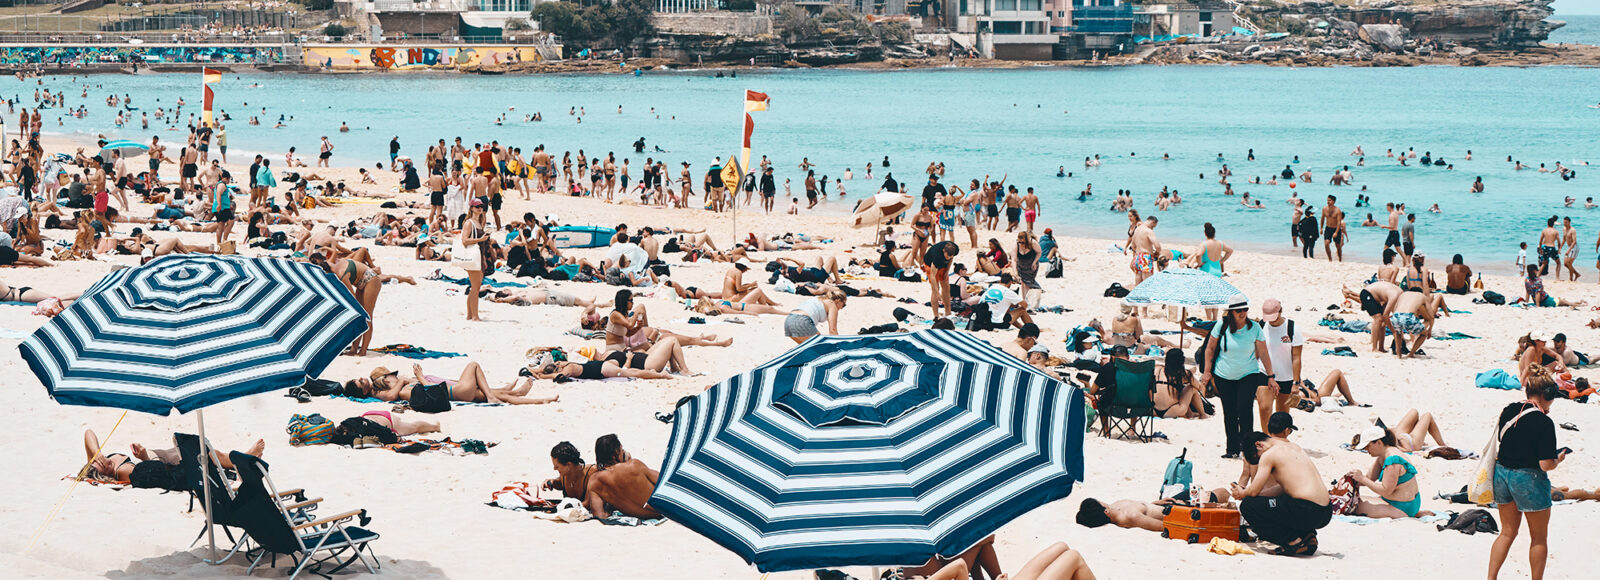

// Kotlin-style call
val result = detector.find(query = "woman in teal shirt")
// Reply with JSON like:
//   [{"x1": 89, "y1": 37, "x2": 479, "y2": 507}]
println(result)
[{"x1": 1199, "y1": 296, "x2": 1273, "y2": 458}]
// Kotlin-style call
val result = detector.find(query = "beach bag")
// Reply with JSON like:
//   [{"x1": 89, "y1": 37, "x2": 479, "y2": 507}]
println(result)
[
  {"x1": 287, "y1": 413, "x2": 333, "y2": 446},
  {"x1": 1468, "y1": 406, "x2": 1540, "y2": 505},
  {"x1": 1482, "y1": 290, "x2": 1505, "y2": 305},
  {"x1": 331, "y1": 417, "x2": 399, "y2": 447},
  {"x1": 1046, "y1": 254, "x2": 1064, "y2": 278},
  {"x1": 1103, "y1": 283, "x2": 1130, "y2": 298},
  {"x1": 301, "y1": 377, "x2": 341, "y2": 397}
]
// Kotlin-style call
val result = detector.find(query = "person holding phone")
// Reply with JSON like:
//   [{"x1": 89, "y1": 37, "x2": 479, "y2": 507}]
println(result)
[{"x1": 1487, "y1": 366, "x2": 1569, "y2": 580}]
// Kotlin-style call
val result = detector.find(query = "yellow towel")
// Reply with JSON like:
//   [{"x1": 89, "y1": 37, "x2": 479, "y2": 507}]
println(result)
[{"x1": 1206, "y1": 537, "x2": 1255, "y2": 556}]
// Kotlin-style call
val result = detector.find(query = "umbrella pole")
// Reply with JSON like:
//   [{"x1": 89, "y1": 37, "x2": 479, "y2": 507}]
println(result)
[
  {"x1": 197, "y1": 409, "x2": 218, "y2": 564},
  {"x1": 1181, "y1": 307, "x2": 1187, "y2": 347}
]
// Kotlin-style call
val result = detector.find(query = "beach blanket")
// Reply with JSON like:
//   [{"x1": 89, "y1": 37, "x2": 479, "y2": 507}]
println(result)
[
  {"x1": 566, "y1": 327, "x2": 604, "y2": 340},
  {"x1": 383, "y1": 436, "x2": 494, "y2": 455},
  {"x1": 60, "y1": 474, "x2": 129, "y2": 489},
  {"x1": 1319, "y1": 318, "x2": 1371, "y2": 334},
  {"x1": 436, "y1": 273, "x2": 530, "y2": 289},
  {"x1": 1475, "y1": 369, "x2": 1520, "y2": 390},
  {"x1": 0, "y1": 328, "x2": 29, "y2": 339},
  {"x1": 372, "y1": 344, "x2": 464, "y2": 359},
  {"x1": 1334, "y1": 513, "x2": 1449, "y2": 526},
  {"x1": 1322, "y1": 348, "x2": 1358, "y2": 357},
  {"x1": 1433, "y1": 332, "x2": 1480, "y2": 341},
  {"x1": 599, "y1": 513, "x2": 668, "y2": 527}
]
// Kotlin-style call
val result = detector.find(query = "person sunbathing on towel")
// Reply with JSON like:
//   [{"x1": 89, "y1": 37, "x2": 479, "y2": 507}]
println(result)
[
  {"x1": 348, "y1": 362, "x2": 558, "y2": 411},
  {"x1": 1074, "y1": 487, "x2": 1234, "y2": 534},
  {"x1": 920, "y1": 542, "x2": 1096, "y2": 580},
  {"x1": 79, "y1": 428, "x2": 264, "y2": 483},
  {"x1": 586, "y1": 434, "x2": 660, "y2": 519},
  {"x1": 541, "y1": 441, "x2": 596, "y2": 503}
]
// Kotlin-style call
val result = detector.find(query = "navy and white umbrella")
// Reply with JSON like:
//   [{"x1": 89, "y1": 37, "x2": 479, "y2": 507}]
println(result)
[
  {"x1": 1121, "y1": 267, "x2": 1243, "y2": 308},
  {"x1": 650, "y1": 329, "x2": 1086, "y2": 573},
  {"x1": 19, "y1": 254, "x2": 367, "y2": 415}
]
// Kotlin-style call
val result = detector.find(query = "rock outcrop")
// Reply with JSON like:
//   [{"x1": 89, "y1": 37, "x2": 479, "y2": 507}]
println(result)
[{"x1": 1240, "y1": 0, "x2": 1563, "y2": 50}]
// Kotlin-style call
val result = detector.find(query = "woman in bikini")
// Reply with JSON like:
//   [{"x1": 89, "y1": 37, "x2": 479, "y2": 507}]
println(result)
[
  {"x1": 1346, "y1": 426, "x2": 1433, "y2": 518},
  {"x1": 1158, "y1": 349, "x2": 1213, "y2": 419},
  {"x1": 526, "y1": 358, "x2": 671, "y2": 381},
  {"x1": 976, "y1": 238, "x2": 1010, "y2": 275},
  {"x1": 692, "y1": 296, "x2": 789, "y2": 316},
  {"x1": 0, "y1": 280, "x2": 77, "y2": 313},
  {"x1": 310, "y1": 251, "x2": 416, "y2": 356},
  {"x1": 354, "y1": 362, "x2": 558, "y2": 407},
  {"x1": 352, "y1": 410, "x2": 439, "y2": 436},
  {"x1": 78, "y1": 428, "x2": 264, "y2": 483}
]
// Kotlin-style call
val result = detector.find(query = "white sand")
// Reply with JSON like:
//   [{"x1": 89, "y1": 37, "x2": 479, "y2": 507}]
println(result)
[{"x1": 2, "y1": 133, "x2": 1598, "y2": 579}]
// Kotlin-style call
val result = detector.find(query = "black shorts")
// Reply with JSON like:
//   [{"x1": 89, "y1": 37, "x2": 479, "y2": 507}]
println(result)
[
  {"x1": 215, "y1": 207, "x2": 235, "y2": 222},
  {"x1": 409, "y1": 383, "x2": 452, "y2": 413},
  {"x1": 1007, "y1": 207, "x2": 1022, "y2": 222},
  {"x1": 1322, "y1": 226, "x2": 1340, "y2": 242},
  {"x1": 319, "y1": 151, "x2": 332, "y2": 160},
  {"x1": 182, "y1": 164, "x2": 197, "y2": 178},
  {"x1": 198, "y1": 143, "x2": 208, "y2": 153},
  {"x1": 430, "y1": 190, "x2": 445, "y2": 207},
  {"x1": 1276, "y1": 380, "x2": 1295, "y2": 395},
  {"x1": 0, "y1": 246, "x2": 18, "y2": 266},
  {"x1": 1402, "y1": 241, "x2": 1415, "y2": 256},
  {"x1": 148, "y1": 159, "x2": 160, "y2": 171},
  {"x1": 490, "y1": 195, "x2": 503, "y2": 211},
  {"x1": 806, "y1": 189, "x2": 818, "y2": 200},
  {"x1": 1384, "y1": 230, "x2": 1400, "y2": 247},
  {"x1": 1359, "y1": 289, "x2": 1383, "y2": 316},
  {"x1": 986, "y1": 204, "x2": 999, "y2": 217}
]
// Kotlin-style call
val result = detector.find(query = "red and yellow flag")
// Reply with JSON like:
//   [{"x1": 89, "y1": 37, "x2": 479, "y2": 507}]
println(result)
[
  {"x1": 201, "y1": 68, "x2": 221, "y2": 127},
  {"x1": 744, "y1": 90, "x2": 769, "y2": 112}
]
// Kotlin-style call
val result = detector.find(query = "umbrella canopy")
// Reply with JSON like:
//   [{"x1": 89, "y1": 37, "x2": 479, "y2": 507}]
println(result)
[
  {"x1": 850, "y1": 191, "x2": 915, "y2": 228},
  {"x1": 650, "y1": 330, "x2": 1086, "y2": 573},
  {"x1": 606, "y1": 242, "x2": 649, "y2": 276},
  {"x1": 19, "y1": 254, "x2": 367, "y2": 415},
  {"x1": 99, "y1": 139, "x2": 148, "y2": 159},
  {"x1": 1120, "y1": 267, "x2": 1244, "y2": 309}
]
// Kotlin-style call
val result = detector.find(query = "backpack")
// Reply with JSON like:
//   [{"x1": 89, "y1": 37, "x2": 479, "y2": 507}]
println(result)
[
  {"x1": 286, "y1": 413, "x2": 333, "y2": 446},
  {"x1": 330, "y1": 417, "x2": 400, "y2": 447},
  {"x1": 301, "y1": 378, "x2": 341, "y2": 397},
  {"x1": 1045, "y1": 255, "x2": 1064, "y2": 278},
  {"x1": 1160, "y1": 447, "x2": 1194, "y2": 499},
  {"x1": 1482, "y1": 290, "x2": 1505, "y2": 305},
  {"x1": 1103, "y1": 283, "x2": 1129, "y2": 298}
]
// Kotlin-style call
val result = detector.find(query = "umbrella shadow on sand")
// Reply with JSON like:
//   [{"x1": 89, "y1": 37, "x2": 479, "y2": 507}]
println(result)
[{"x1": 105, "y1": 549, "x2": 446, "y2": 578}]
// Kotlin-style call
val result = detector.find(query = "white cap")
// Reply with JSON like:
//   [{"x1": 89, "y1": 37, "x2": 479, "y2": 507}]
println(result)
[
  {"x1": 1355, "y1": 425, "x2": 1388, "y2": 449},
  {"x1": 735, "y1": 258, "x2": 753, "y2": 270},
  {"x1": 1530, "y1": 330, "x2": 1552, "y2": 342}
]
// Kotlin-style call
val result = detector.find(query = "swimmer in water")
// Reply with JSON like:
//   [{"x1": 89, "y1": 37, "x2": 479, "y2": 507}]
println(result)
[{"x1": 1429, "y1": 204, "x2": 1442, "y2": 214}]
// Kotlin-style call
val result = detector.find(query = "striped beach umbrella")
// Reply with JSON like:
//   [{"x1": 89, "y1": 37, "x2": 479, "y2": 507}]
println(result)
[
  {"x1": 98, "y1": 139, "x2": 149, "y2": 159},
  {"x1": 19, "y1": 254, "x2": 367, "y2": 415},
  {"x1": 1121, "y1": 267, "x2": 1244, "y2": 308},
  {"x1": 650, "y1": 329, "x2": 1086, "y2": 573}
]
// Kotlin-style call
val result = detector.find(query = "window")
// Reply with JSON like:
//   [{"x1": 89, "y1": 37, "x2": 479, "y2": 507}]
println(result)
[
  {"x1": 992, "y1": 21, "x2": 1022, "y2": 34},
  {"x1": 996, "y1": 0, "x2": 1017, "y2": 10},
  {"x1": 1020, "y1": 0, "x2": 1041, "y2": 10},
  {"x1": 1025, "y1": 21, "x2": 1045, "y2": 33},
  {"x1": 1199, "y1": 12, "x2": 1212, "y2": 22}
]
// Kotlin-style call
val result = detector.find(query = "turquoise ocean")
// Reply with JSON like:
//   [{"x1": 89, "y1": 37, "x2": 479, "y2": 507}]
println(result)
[{"x1": 11, "y1": 41, "x2": 1600, "y2": 268}]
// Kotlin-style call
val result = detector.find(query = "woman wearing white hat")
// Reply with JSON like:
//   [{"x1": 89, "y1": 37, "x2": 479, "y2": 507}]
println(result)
[
  {"x1": 1345, "y1": 425, "x2": 1432, "y2": 519},
  {"x1": 1198, "y1": 295, "x2": 1273, "y2": 459}
]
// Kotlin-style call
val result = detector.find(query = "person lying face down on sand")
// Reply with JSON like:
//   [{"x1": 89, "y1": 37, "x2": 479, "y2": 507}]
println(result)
[
  {"x1": 347, "y1": 362, "x2": 558, "y2": 410},
  {"x1": 1074, "y1": 487, "x2": 1236, "y2": 534},
  {"x1": 585, "y1": 435, "x2": 660, "y2": 520},
  {"x1": 77, "y1": 428, "x2": 264, "y2": 484}
]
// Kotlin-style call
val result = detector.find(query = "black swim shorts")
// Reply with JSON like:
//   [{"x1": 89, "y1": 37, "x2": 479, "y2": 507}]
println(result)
[
  {"x1": 1359, "y1": 289, "x2": 1383, "y2": 316},
  {"x1": 410, "y1": 383, "x2": 452, "y2": 413},
  {"x1": 430, "y1": 190, "x2": 445, "y2": 207}
]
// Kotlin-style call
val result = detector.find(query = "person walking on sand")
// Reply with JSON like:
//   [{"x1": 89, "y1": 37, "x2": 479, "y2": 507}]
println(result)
[
  {"x1": 1022, "y1": 187, "x2": 1041, "y2": 234},
  {"x1": 318, "y1": 135, "x2": 333, "y2": 168},
  {"x1": 1487, "y1": 368, "x2": 1568, "y2": 580},
  {"x1": 1199, "y1": 296, "x2": 1273, "y2": 458},
  {"x1": 1129, "y1": 216, "x2": 1161, "y2": 287}
]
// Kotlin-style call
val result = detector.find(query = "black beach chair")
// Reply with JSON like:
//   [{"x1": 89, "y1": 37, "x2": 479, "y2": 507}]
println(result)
[{"x1": 231, "y1": 452, "x2": 380, "y2": 579}]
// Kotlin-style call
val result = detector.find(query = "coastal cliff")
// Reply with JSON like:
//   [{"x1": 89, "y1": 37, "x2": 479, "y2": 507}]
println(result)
[{"x1": 1240, "y1": 0, "x2": 1562, "y2": 50}]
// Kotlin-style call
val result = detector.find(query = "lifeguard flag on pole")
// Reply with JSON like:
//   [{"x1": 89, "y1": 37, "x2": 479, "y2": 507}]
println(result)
[
  {"x1": 201, "y1": 68, "x2": 222, "y2": 127},
  {"x1": 744, "y1": 90, "x2": 769, "y2": 112}
]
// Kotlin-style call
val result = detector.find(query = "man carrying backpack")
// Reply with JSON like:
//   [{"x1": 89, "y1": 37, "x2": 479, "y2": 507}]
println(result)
[{"x1": 1261, "y1": 298, "x2": 1305, "y2": 426}]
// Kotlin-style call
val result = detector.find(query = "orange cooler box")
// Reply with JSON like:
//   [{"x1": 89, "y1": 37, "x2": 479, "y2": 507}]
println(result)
[{"x1": 1160, "y1": 504, "x2": 1244, "y2": 544}]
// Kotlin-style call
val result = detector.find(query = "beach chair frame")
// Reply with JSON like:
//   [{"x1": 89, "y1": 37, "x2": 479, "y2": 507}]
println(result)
[
  {"x1": 175, "y1": 433, "x2": 313, "y2": 565},
  {"x1": 230, "y1": 453, "x2": 381, "y2": 580},
  {"x1": 1101, "y1": 358, "x2": 1158, "y2": 442}
]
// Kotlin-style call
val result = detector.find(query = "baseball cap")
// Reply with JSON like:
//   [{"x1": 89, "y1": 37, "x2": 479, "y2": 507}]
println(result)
[
  {"x1": 1529, "y1": 330, "x2": 1551, "y2": 342},
  {"x1": 469, "y1": 198, "x2": 484, "y2": 207},
  {"x1": 1261, "y1": 298, "x2": 1283, "y2": 323},
  {"x1": 1267, "y1": 411, "x2": 1297, "y2": 434},
  {"x1": 735, "y1": 258, "x2": 753, "y2": 271},
  {"x1": 1354, "y1": 425, "x2": 1388, "y2": 449},
  {"x1": 369, "y1": 366, "x2": 398, "y2": 383},
  {"x1": 1028, "y1": 344, "x2": 1049, "y2": 356}
]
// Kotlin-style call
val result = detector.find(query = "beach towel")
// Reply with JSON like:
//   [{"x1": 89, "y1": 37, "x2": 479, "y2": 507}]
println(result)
[
  {"x1": 566, "y1": 327, "x2": 604, "y2": 340},
  {"x1": 331, "y1": 393, "x2": 386, "y2": 404},
  {"x1": 599, "y1": 513, "x2": 668, "y2": 527},
  {"x1": 372, "y1": 344, "x2": 465, "y2": 359},
  {"x1": 1433, "y1": 332, "x2": 1480, "y2": 341},
  {"x1": 383, "y1": 436, "x2": 494, "y2": 455},
  {"x1": 488, "y1": 481, "x2": 561, "y2": 512},
  {"x1": 1205, "y1": 537, "x2": 1255, "y2": 556},
  {"x1": 1322, "y1": 347, "x2": 1358, "y2": 357},
  {"x1": 1474, "y1": 369, "x2": 1520, "y2": 390},
  {"x1": 1334, "y1": 513, "x2": 1449, "y2": 526},
  {"x1": 0, "y1": 327, "x2": 29, "y2": 339},
  {"x1": 61, "y1": 474, "x2": 129, "y2": 489},
  {"x1": 436, "y1": 273, "x2": 529, "y2": 289}
]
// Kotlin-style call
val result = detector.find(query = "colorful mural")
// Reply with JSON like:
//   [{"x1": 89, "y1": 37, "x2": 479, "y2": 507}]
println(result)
[
  {"x1": 0, "y1": 45, "x2": 287, "y2": 66},
  {"x1": 301, "y1": 45, "x2": 545, "y2": 70}
]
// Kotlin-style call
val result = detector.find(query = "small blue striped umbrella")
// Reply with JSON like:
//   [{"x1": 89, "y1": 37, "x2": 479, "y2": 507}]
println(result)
[
  {"x1": 650, "y1": 329, "x2": 1086, "y2": 573},
  {"x1": 99, "y1": 139, "x2": 149, "y2": 159},
  {"x1": 19, "y1": 254, "x2": 367, "y2": 415},
  {"x1": 1121, "y1": 267, "x2": 1244, "y2": 308}
]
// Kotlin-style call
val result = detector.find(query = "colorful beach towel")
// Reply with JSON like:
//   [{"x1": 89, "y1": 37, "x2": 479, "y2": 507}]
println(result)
[
  {"x1": 1433, "y1": 332, "x2": 1480, "y2": 341},
  {"x1": 1475, "y1": 369, "x2": 1520, "y2": 390},
  {"x1": 372, "y1": 344, "x2": 464, "y2": 359},
  {"x1": 437, "y1": 273, "x2": 529, "y2": 289}
]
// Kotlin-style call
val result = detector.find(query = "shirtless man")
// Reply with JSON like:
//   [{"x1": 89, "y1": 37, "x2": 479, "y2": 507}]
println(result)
[
  {"x1": 1562, "y1": 217, "x2": 1580, "y2": 281},
  {"x1": 584, "y1": 434, "x2": 660, "y2": 519},
  {"x1": 1231, "y1": 415, "x2": 1330, "y2": 556},
  {"x1": 178, "y1": 146, "x2": 199, "y2": 193},
  {"x1": 1538, "y1": 216, "x2": 1560, "y2": 276},
  {"x1": 148, "y1": 136, "x2": 167, "y2": 182},
  {"x1": 1381, "y1": 203, "x2": 1402, "y2": 254},
  {"x1": 1129, "y1": 216, "x2": 1161, "y2": 287},
  {"x1": 1004, "y1": 186, "x2": 1024, "y2": 232},
  {"x1": 1382, "y1": 289, "x2": 1436, "y2": 359},
  {"x1": 1345, "y1": 280, "x2": 1402, "y2": 353}
]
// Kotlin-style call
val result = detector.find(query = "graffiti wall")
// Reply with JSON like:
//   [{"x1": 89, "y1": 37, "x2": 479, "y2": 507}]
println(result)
[
  {"x1": 0, "y1": 45, "x2": 288, "y2": 66},
  {"x1": 301, "y1": 45, "x2": 544, "y2": 70}
]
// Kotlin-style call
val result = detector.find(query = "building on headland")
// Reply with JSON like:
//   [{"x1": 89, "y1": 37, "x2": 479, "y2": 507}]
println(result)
[
  {"x1": 358, "y1": 0, "x2": 543, "y2": 42},
  {"x1": 952, "y1": 0, "x2": 1055, "y2": 59},
  {"x1": 1133, "y1": 1, "x2": 1235, "y2": 38}
]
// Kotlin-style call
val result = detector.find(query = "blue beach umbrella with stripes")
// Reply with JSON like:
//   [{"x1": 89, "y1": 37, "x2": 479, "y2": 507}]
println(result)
[
  {"x1": 650, "y1": 329, "x2": 1086, "y2": 573},
  {"x1": 19, "y1": 253, "x2": 367, "y2": 415},
  {"x1": 98, "y1": 139, "x2": 148, "y2": 159},
  {"x1": 1120, "y1": 267, "x2": 1244, "y2": 309}
]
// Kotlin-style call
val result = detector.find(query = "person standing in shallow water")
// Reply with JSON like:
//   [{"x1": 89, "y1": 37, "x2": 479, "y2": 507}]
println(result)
[{"x1": 1322, "y1": 195, "x2": 1346, "y2": 262}]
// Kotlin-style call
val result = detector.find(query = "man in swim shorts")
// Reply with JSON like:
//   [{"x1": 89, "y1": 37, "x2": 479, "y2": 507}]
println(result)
[
  {"x1": 1321, "y1": 195, "x2": 1345, "y2": 262},
  {"x1": 1004, "y1": 186, "x2": 1024, "y2": 232},
  {"x1": 1381, "y1": 289, "x2": 1434, "y2": 359},
  {"x1": 1537, "y1": 215, "x2": 1560, "y2": 276},
  {"x1": 1129, "y1": 216, "x2": 1161, "y2": 287}
]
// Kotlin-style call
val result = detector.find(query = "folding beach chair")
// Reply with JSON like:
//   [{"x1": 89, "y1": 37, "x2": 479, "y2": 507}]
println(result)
[
  {"x1": 175, "y1": 434, "x2": 313, "y2": 564},
  {"x1": 231, "y1": 453, "x2": 380, "y2": 579},
  {"x1": 1101, "y1": 358, "x2": 1158, "y2": 442}
]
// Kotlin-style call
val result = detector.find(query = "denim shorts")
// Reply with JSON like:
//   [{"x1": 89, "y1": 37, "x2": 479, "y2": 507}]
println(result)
[{"x1": 1493, "y1": 464, "x2": 1553, "y2": 512}]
